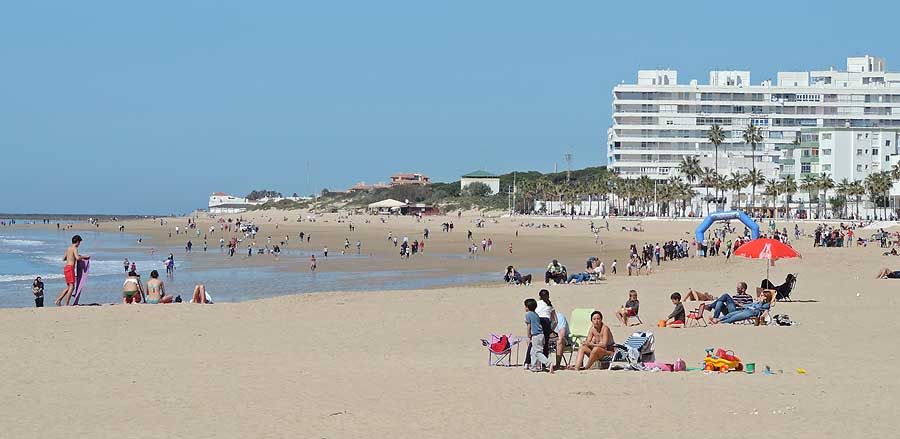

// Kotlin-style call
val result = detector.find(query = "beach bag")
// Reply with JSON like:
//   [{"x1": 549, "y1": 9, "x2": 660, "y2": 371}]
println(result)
[
  {"x1": 773, "y1": 314, "x2": 795, "y2": 326},
  {"x1": 673, "y1": 359, "x2": 687, "y2": 372},
  {"x1": 489, "y1": 335, "x2": 510, "y2": 354}
]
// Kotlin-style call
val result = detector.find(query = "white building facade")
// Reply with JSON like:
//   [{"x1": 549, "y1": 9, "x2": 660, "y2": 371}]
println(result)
[{"x1": 608, "y1": 55, "x2": 900, "y2": 195}]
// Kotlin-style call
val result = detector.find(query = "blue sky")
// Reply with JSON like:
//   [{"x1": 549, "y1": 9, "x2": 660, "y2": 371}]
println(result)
[{"x1": 1, "y1": 1, "x2": 895, "y2": 214}]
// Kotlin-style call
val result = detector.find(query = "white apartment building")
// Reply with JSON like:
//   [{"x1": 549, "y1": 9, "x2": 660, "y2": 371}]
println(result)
[
  {"x1": 208, "y1": 192, "x2": 311, "y2": 214},
  {"x1": 608, "y1": 55, "x2": 900, "y2": 195},
  {"x1": 781, "y1": 128, "x2": 900, "y2": 182}
]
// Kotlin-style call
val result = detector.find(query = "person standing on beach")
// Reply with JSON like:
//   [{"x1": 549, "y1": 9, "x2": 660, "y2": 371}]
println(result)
[
  {"x1": 55, "y1": 235, "x2": 89, "y2": 306},
  {"x1": 309, "y1": 254, "x2": 317, "y2": 271},
  {"x1": 123, "y1": 258, "x2": 129, "y2": 273},
  {"x1": 32, "y1": 277, "x2": 44, "y2": 308},
  {"x1": 323, "y1": 246, "x2": 328, "y2": 258}
]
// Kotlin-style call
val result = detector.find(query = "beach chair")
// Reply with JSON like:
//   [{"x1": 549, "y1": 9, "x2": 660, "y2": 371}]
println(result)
[
  {"x1": 480, "y1": 334, "x2": 521, "y2": 367},
  {"x1": 547, "y1": 331, "x2": 574, "y2": 367},
  {"x1": 568, "y1": 308, "x2": 594, "y2": 346},
  {"x1": 607, "y1": 332, "x2": 656, "y2": 370},
  {"x1": 686, "y1": 306, "x2": 707, "y2": 327}
]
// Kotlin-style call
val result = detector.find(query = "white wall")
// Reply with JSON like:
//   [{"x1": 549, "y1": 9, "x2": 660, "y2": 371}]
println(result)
[{"x1": 461, "y1": 177, "x2": 500, "y2": 195}]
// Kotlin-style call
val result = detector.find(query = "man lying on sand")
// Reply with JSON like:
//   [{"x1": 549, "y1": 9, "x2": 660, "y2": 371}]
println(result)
[{"x1": 876, "y1": 268, "x2": 900, "y2": 279}]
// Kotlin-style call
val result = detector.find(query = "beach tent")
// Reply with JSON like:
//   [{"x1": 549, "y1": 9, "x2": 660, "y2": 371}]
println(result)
[{"x1": 367, "y1": 199, "x2": 407, "y2": 213}]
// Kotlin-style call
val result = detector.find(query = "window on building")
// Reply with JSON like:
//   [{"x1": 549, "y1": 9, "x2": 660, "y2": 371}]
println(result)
[
  {"x1": 873, "y1": 149, "x2": 879, "y2": 156},
  {"x1": 887, "y1": 140, "x2": 892, "y2": 147},
  {"x1": 822, "y1": 164, "x2": 832, "y2": 171},
  {"x1": 823, "y1": 149, "x2": 832, "y2": 155},
  {"x1": 821, "y1": 133, "x2": 832, "y2": 140},
  {"x1": 857, "y1": 164, "x2": 863, "y2": 172},
  {"x1": 857, "y1": 149, "x2": 863, "y2": 155},
  {"x1": 801, "y1": 163, "x2": 811, "y2": 173},
  {"x1": 858, "y1": 134, "x2": 864, "y2": 140}
]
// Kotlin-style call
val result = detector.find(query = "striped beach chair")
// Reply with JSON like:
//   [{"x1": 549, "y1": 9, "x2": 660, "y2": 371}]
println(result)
[{"x1": 607, "y1": 332, "x2": 655, "y2": 370}]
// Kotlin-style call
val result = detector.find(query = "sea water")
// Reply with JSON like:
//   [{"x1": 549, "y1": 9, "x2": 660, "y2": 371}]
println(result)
[{"x1": 0, "y1": 228, "x2": 498, "y2": 308}]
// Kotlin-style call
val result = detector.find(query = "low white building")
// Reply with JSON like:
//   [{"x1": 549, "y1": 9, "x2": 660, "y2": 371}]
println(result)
[
  {"x1": 208, "y1": 192, "x2": 261, "y2": 214},
  {"x1": 460, "y1": 170, "x2": 501, "y2": 195}
]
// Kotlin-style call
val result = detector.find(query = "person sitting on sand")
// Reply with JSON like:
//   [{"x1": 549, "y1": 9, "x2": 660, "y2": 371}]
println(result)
[
  {"x1": 503, "y1": 266, "x2": 532, "y2": 285},
  {"x1": 191, "y1": 284, "x2": 213, "y2": 304},
  {"x1": 553, "y1": 310, "x2": 570, "y2": 369},
  {"x1": 615, "y1": 290, "x2": 640, "y2": 326},
  {"x1": 876, "y1": 268, "x2": 900, "y2": 279},
  {"x1": 122, "y1": 271, "x2": 144, "y2": 304},
  {"x1": 569, "y1": 311, "x2": 614, "y2": 371},
  {"x1": 544, "y1": 260, "x2": 567, "y2": 285},
  {"x1": 683, "y1": 288, "x2": 716, "y2": 302},
  {"x1": 663, "y1": 292, "x2": 685, "y2": 327},
  {"x1": 760, "y1": 274, "x2": 796, "y2": 300},
  {"x1": 145, "y1": 270, "x2": 174, "y2": 304},
  {"x1": 883, "y1": 248, "x2": 898, "y2": 256},
  {"x1": 711, "y1": 290, "x2": 774, "y2": 325}
]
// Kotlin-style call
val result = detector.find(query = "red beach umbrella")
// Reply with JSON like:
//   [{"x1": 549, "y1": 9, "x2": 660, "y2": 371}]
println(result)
[{"x1": 734, "y1": 238, "x2": 801, "y2": 278}]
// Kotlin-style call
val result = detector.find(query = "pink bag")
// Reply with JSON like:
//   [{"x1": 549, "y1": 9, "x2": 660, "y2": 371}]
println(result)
[
  {"x1": 644, "y1": 362, "x2": 674, "y2": 371},
  {"x1": 673, "y1": 359, "x2": 687, "y2": 372}
]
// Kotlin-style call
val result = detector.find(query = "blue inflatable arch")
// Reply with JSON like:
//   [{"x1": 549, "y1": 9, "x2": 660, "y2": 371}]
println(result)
[{"x1": 695, "y1": 210, "x2": 760, "y2": 243}]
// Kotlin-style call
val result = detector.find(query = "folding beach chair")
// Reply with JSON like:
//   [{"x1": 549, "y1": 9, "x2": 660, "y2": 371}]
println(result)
[
  {"x1": 480, "y1": 334, "x2": 521, "y2": 367},
  {"x1": 626, "y1": 312, "x2": 643, "y2": 326},
  {"x1": 687, "y1": 306, "x2": 707, "y2": 327},
  {"x1": 607, "y1": 332, "x2": 655, "y2": 370},
  {"x1": 568, "y1": 308, "x2": 594, "y2": 347},
  {"x1": 547, "y1": 331, "x2": 574, "y2": 367}
]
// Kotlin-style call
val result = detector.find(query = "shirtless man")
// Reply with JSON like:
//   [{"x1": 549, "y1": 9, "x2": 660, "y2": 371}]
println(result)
[{"x1": 55, "y1": 235, "x2": 90, "y2": 306}]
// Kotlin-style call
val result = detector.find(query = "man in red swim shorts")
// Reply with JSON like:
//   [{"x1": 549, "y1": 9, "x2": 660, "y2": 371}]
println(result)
[{"x1": 55, "y1": 235, "x2": 89, "y2": 306}]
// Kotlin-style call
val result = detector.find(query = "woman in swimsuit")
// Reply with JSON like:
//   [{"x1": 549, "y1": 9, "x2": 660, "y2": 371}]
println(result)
[
  {"x1": 145, "y1": 270, "x2": 173, "y2": 304},
  {"x1": 569, "y1": 311, "x2": 615, "y2": 371},
  {"x1": 683, "y1": 288, "x2": 715, "y2": 301},
  {"x1": 122, "y1": 271, "x2": 144, "y2": 304}
]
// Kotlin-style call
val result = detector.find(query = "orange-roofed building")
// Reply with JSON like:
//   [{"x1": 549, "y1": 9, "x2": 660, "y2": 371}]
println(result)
[{"x1": 390, "y1": 173, "x2": 430, "y2": 187}]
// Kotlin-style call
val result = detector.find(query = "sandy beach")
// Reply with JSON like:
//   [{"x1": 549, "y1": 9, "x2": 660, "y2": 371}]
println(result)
[{"x1": 2, "y1": 211, "x2": 898, "y2": 437}]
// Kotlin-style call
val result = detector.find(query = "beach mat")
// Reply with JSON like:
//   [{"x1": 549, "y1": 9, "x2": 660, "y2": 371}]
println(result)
[{"x1": 71, "y1": 259, "x2": 90, "y2": 306}]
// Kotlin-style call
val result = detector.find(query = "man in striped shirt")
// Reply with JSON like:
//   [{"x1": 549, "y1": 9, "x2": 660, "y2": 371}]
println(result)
[{"x1": 703, "y1": 282, "x2": 753, "y2": 319}]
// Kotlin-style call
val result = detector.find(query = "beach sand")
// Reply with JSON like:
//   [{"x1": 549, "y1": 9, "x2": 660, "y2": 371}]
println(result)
[{"x1": 1, "y1": 212, "x2": 897, "y2": 437}]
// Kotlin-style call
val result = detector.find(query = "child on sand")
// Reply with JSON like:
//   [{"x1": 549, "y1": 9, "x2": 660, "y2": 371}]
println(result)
[
  {"x1": 664, "y1": 292, "x2": 685, "y2": 327},
  {"x1": 55, "y1": 235, "x2": 89, "y2": 306},
  {"x1": 615, "y1": 290, "x2": 640, "y2": 326},
  {"x1": 524, "y1": 298, "x2": 553, "y2": 373}
]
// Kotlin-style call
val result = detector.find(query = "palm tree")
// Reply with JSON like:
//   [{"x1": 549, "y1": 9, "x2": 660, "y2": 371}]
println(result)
[
  {"x1": 781, "y1": 175, "x2": 797, "y2": 219},
  {"x1": 764, "y1": 178, "x2": 780, "y2": 216},
  {"x1": 729, "y1": 171, "x2": 746, "y2": 209},
  {"x1": 846, "y1": 180, "x2": 864, "y2": 219},
  {"x1": 866, "y1": 171, "x2": 892, "y2": 219},
  {"x1": 707, "y1": 124, "x2": 726, "y2": 182},
  {"x1": 818, "y1": 173, "x2": 835, "y2": 219},
  {"x1": 835, "y1": 178, "x2": 852, "y2": 219},
  {"x1": 700, "y1": 167, "x2": 717, "y2": 214},
  {"x1": 678, "y1": 155, "x2": 702, "y2": 185},
  {"x1": 742, "y1": 124, "x2": 763, "y2": 208},
  {"x1": 747, "y1": 169, "x2": 765, "y2": 212},
  {"x1": 800, "y1": 174, "x2": 818, "y2": 218}
]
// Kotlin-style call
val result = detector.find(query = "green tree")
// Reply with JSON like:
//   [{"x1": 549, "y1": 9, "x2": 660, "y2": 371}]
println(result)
[
  {"x1": 818, "y1": 173, "x2": 835, "y2": 218},
  {"x1": 707, "y1": 124, "x2": 726, "y2": 183},
  {"x1": 747, "y1": 169, "x2": 765, "y2": 211},
  {"x1": 800, "y1": 174, "x2": 819, "y2": 218},
  {"x1": 742, "y1": 124, "x2": 763, "y2": 209},
  {"x1": 781, "y1": 175, "x2": 797, "y2": 219}
]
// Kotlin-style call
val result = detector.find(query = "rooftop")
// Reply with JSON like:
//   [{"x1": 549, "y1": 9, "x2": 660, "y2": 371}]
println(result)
[{"x1": 462, "y1": 170, "x2": 499, "y2": 178}]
